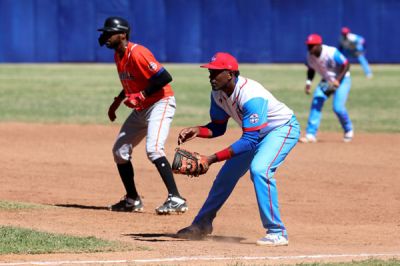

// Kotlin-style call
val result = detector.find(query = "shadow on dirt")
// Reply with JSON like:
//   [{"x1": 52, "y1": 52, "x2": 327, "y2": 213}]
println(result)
[
  {"x1": 54, "y1": 204, "x2": 109, "y2": 210},
  {"x1": 124, "y1": 233, "x2": 181, "y2": 242},
  {"x1": 125, "y1": 233, "x2": 246, "y2": 243},
  {"x1": 206, "y1": 235, "x2": 246, "y2": 243}
]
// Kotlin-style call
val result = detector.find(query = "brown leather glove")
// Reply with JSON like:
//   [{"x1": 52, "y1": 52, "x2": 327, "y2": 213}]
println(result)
[{"x1": 171, "y1": 148, "x2": 209, "y2": 177}]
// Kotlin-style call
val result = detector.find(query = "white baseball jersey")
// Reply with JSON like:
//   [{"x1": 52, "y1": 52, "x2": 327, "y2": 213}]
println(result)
[
  {"x1": 340, "y1": 33, "x2": 365, "y2": 51},
  {"x1": 307, "y1": 44, "x2": 350, "y2": 82},
  {"x1": 209, "y1": 76, "x2": 293, "y2": 135}
]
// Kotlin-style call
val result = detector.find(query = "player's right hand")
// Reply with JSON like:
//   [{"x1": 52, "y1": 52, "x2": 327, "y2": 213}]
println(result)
[
  {"x1": 331, "y1": 79, "x2": 340, "y2": 88},
  {"x1": 124, "y1": 92, "x2": 145, "y2": 109},
  {"x1": 108, "y1": 97, "x2": 122, "y2": 122},
  {"x1": 178, "y1": 127, "x2": 199, "y2": 145},
  {"x1": 305, "y1": 85, "x2": 311, "y2": 95}
]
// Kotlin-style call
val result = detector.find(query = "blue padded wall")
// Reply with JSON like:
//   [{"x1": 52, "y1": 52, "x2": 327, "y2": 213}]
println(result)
[{"x1": 0, "y1": 0, "x2": 399, "y2": 63}]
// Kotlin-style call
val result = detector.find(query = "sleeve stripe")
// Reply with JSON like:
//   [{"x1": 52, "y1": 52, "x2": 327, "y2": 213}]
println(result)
[
  {"x1": 152, "y1": 67, "x2": 165, "y2": 78},
  {"x1": 243, "y1": 122, "x2": 268, "y2": 132}
]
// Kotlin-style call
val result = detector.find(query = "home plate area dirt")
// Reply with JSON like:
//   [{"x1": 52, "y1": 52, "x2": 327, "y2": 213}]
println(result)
[{"x1": 0, "y1": 123, "x2": 399, "y2": 265}]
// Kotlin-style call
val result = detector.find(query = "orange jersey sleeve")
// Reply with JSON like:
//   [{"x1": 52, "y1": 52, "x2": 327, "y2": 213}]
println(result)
[{"x1": 131, "y1": 45, "x2": 163, "y2": 80}]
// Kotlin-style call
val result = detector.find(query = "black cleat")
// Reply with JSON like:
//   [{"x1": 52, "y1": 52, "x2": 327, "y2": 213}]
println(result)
[
  {"x1": 109, "y1": 196, "x2": 143, "y2": 212},
  {"x1": 176, "y1": 223, "x2": 213, "y2": 240}
]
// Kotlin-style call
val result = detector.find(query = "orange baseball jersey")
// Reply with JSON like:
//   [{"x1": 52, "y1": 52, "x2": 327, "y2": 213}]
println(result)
[{"x1": 114, "y1": 42, "x2": 174, "y2": 109}]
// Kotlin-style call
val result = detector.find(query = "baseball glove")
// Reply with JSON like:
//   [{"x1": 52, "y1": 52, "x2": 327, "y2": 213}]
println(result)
[
  {"x1": 172, "y1": 148, "x2": 209, "y2": 177},
  {"x1": 321, "y1": 82, "x2": 337, "y2": 97}
]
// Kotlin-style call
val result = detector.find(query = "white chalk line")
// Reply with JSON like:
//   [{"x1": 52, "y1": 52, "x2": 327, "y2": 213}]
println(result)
[{"x1": 1, "y1": 253, "x2": 400, "y2": 265}]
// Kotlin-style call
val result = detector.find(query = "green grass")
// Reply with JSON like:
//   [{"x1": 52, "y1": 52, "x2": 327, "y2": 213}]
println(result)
[
  {"x1": 0, "y1": 226, "x2": 129, "y2": 255},
  {"x1": 0, "y1": 200, "x2": 51, "y2": 210},
  {"x1": 0, "y1": 64, "x2": 398, "y2": 132}
]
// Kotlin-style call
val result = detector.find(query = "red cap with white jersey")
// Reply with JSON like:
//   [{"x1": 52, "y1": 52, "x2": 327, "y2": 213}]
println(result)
[
  {"x1": 341, "y1": 27, "x2": 351, "y2": 35},
  {"x1": 201, "y1": 52, "x2": 239, "y2": 71},
  {"x1": 306, "y1": 34, "x2": 323, "y2": 45}
]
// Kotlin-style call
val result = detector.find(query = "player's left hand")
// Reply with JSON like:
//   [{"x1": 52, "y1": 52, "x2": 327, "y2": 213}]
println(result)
[
  {"x1": 124, "y1": 92, "x2": 146, "y2": 109},
  {"x1": 108, "y1": 97, "x2": 123, "y2": 122}
]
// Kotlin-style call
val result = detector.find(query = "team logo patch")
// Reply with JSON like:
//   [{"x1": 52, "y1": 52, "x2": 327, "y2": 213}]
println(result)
[
  {"x1": 249, "y1": 113, "x2": 259, "y2": 124},
  {"x1": 148, "y1": 62, "x2": 158, "y2": 71}
]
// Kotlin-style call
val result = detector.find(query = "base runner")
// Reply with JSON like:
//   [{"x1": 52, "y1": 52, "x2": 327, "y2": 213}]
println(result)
[{"x1": 97, "y1": 16, "x2": 188, "y2": 214}]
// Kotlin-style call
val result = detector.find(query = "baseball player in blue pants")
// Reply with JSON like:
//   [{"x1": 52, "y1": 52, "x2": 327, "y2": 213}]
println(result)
[
  {"x1": 176, "y1": 52, "x2": 300, "y2": 246},
  {"x1": 306, "y1": 77, "x2": 352, "y2": 137},
  {"x1": 339, "y1": 27, "x2": 372, "y2": 78},
  {"x1": 300, "y1": 34, "x2": 354, "y2": 143}
]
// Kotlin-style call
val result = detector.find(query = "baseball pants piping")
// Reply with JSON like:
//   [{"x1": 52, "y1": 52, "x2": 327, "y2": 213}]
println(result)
[{"x1": 193, "y1": 116, "x2": 300, "y2": 236}]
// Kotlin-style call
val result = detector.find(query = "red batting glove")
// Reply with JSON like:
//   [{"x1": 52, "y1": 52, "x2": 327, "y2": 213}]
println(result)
[{"x1": 124, "y1": 91, "x2": 146, "y2": 109}]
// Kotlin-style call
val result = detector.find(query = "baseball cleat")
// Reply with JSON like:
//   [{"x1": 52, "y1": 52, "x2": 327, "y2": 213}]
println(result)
[
  {"x1": 109, "y1": 195, "x2": 143, "y2": 212},
  {"x1": 299, "y1": 134, "x2": 317, "y2": 143},
  {"x1": 176, "y1": 223, "x2": 213, "y2": 240},
  {"x1": 155, "y1": 194, "x2": 188, "y2": 215},
  {"x1": 256, "y1": 233, "x2": 289, "y2": 246},
  {"x1": 343, "y1": 130, "x2": 354, "y2": 143}
]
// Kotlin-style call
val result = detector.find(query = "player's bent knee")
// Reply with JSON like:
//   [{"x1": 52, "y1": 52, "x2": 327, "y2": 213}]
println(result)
[
  {"x1": 333, "y1": 106, "x2": 346, "y2": 116},
  {"x1": 250, "y1": 164, "x2": 271, "y2": 180},
  {"x1": 146, "y1": 150, "x2": 166, "y2": 162},
  {"x1": 113, "y1": 152, "x2": 130, "y2": 164},
  {"x1": 113, "y1": 144, "x2": 132, "y2": 164},
  {"x1": 311, "y1": 97, "x2": 325, "y2": 110}
]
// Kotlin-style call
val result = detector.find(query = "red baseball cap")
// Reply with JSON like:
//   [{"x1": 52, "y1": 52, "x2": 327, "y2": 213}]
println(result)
[
  {"x1": 306, "y1": 34, "x2": 323, "y2": 45},
  {"x1": 341, "y1": 27, "x2": 351, "y2": 35},
  {"x1": 200, "y1": 52, "x2": 239, "y2": 71}
]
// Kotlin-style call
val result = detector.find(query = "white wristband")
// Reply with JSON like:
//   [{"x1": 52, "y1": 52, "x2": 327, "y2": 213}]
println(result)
[{"x1": 306, "y1": 80, "x2": 312, "y2": 85}]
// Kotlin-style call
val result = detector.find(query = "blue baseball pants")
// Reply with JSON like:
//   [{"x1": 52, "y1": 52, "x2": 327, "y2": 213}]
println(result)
[
  {"x1": 305, "y1": 77, "x2": 353, "y2": 136},
  {"x1": 193, "y1": 116, "x2": 300, "y2": 236}
]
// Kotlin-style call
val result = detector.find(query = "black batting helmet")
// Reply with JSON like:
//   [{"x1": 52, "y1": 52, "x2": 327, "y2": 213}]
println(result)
[
  {"x1": 98, "y1": 16, "x2": 130, "y2": 34},
  {"x1": 98, "y1": 16, "x2": 130, "y2": 46}
]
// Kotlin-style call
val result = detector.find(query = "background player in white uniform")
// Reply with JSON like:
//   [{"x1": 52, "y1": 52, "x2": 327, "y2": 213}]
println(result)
[
  {"x1": 301, "y1": 34, "x2": 354, "y2": 143},
  {"x1": 339, "y1": 27, "x2": 373, "y2": 78},
  {"x1": 175, "y1": 52, "x2": 300, "y2": 246},
  {"x1": 98, "y1": 17, "x2": 187, "y2": 214}
]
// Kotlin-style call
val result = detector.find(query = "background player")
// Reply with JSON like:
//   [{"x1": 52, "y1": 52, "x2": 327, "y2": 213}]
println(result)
[
  {"x1": 339, "y1": 27, "x2": 373, "y2": 78},
  {"x1": 300, "y1": 34, "x2": 354, "y2": 143},
  {"x1": 98, "y1": 16, "x2": 188, "y2": 214},
  {"x1": 176, "y1": 52, "x2": 300, "y2": 246}
]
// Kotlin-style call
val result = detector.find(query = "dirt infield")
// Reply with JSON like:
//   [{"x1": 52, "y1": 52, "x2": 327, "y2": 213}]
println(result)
[{"x1": 0, "y1": 123, "x2": 399, "y2": 265}]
